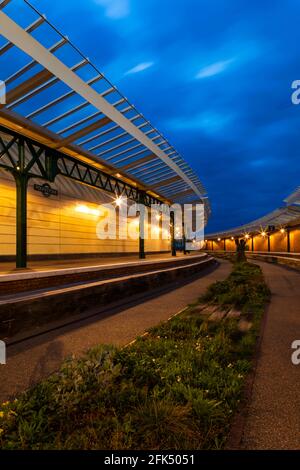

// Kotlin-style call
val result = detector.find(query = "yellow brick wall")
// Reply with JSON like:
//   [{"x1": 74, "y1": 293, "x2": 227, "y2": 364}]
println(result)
[
  {"x1": 269, "y1": 231, "x2": 287, "y2": 252},
  {"x1": 290, "y1": 228, "x2": 300, "y2": 252},
  {"x1": 0, "y1": 171, "x2": 170, "y2": 256},
  {"x1": 0, "y1": 173, "x2": 16, "y2": 255},
  {"x1": 225, "y1": 239, "x2": 236, "y2": 251},
  {"x1": 253, "y1": 234, "x2": 268, "y2": 251}
]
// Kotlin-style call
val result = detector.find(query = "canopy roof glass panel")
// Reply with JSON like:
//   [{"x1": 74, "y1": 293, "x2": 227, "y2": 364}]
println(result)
[{"x1": 0, "y1": 0, "x2": 210, "y2": 222}]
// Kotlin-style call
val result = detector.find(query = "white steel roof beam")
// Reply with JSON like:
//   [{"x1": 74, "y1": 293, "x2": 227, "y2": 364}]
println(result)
[
  {"x1": 0, "y1": 15, "x2": 45, "y2": 55},
  {"x1": 94, "y1": 136, "x2": 135, "y2": 155},
  {"x1": 7, "y1": 58, "x2": 89, "y2": 110},
  {"x1": 57, "y1": 97, "x2": 125, "y2": 136},
  {"x1": 131, "y1": 160, "x2": 166, "y2": 175},
  {"x1": 0, "y1": 11, "x2": 204, "y2": 199},
  {"x1": 113, "y1": 148, "x2": 149, "y2": 165},
  {"x1": 28, "y1": 74, "x2": 103, "y2": 121},
  {"x1": 5, "y1": 37, "x2": 67, "y2": 85},
  {"x1": 105, "y1": 142, "x2": 144, "y2": 161}
]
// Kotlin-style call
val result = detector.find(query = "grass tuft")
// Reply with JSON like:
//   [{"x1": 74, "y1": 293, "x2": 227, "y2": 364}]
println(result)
[{"x1": 0, "y1": 261, "x2": 270, "y2": 450}]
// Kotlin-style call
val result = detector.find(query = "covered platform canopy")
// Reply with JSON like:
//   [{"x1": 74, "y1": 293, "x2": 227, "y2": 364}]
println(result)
[
  {"x1": 0, "y1": 0, "x2": 209, "y2": 217},
  {"x1": 206, "y1": 188, "x2": 300, "y2": 240}
]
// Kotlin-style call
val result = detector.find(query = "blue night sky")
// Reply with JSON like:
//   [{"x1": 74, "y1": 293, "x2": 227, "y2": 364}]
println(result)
[{"x1": 21, "y1": 1, "x2": 300, "y2": 231}]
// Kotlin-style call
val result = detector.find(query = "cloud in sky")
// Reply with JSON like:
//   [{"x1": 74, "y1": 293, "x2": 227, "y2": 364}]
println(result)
[
  {"x1": 94, "y1": 0, "x2": 129, "y2": 19},
  {"x1": 196, "y1": 58, "x2": 235, "y2": 79},
  {"x1": 124, "y1": 61, "x2": 154, "y2": 75},
  {"x1": 168, "y1": 112, "x2": 234, "y2": 134}
]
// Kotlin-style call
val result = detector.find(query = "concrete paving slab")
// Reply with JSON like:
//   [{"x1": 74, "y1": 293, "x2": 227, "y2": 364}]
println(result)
[{"x1": 241, "y1": 261, "x2": 300, "y2": 449}]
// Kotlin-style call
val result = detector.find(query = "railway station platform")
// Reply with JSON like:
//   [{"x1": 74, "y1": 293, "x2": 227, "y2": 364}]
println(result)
[{"x1": 0, "y1": 252, "x2": 216, "y2": 342}]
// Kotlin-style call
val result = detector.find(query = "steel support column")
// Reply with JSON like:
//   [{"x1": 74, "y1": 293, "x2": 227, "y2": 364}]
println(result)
[
  {"x1": 267, "y1": 234, "x2": 271, "y2": 252},
  {"x1": 223, "y1": 238, "x2": 226, "y2": 251},
  {"x1": 138, "y1": 191, "x2": 146, "y2": 259},
  {"x1": 287, "y1": 228, "x2": 291, "y2": 253},
  {"x1": 182, "y1": 214, "x2": 186, "y2": 255},
  {"x1": 0, "y1": 126, "x2": 172, "y2": 266},
  {"x1": 251, "y1": 235, "x2": 254, "y2": 252},
  {"x1": 170, "y1": 211, "x2": 176, "y2": 257},
  {"x1": 14, "y1": 138, "x2": 28, "y2": 268}
]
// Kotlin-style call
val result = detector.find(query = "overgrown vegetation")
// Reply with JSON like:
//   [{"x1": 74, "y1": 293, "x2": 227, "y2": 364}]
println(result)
[{"x1": 0, "y1": 262, "x2": 270, "y2": 450}]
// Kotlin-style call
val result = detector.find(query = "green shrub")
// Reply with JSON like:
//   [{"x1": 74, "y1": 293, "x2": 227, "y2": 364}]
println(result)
[{"x1": 0, "y1": 262, "x2": 269, "y2": 450}]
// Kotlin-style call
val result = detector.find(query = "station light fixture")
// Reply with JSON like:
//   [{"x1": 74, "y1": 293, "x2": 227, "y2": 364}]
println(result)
[
  {"x1": 114, "y1": 195, "x2": 124, "y2": 207},
  {"x1": 280, "y1": 227, "x2": 286, "y2": 234},
  {"x1": 76, "y1": 204, "x2": 101, "y2": 217},
  {"x1": 217, "y1": 237, "x2": 221, "y2": 241}
]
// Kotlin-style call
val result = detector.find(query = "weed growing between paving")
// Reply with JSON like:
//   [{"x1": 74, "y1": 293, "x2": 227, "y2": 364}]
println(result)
[{"x1": 0, "y1": 261, "x2": 270, "y2": 450}]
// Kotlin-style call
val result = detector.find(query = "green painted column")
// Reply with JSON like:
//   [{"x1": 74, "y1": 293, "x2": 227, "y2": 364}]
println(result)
[
  {"x1": 170, "y1": 211, "x2": 176, "y2": 257},
  {"x1": 137, "y1": 190, "x2": 146, "y2": 259},
  {"x1": 14, "y1": 138, "x2": 28, "y2": 269},
  {"x1": 287, "y1": 228, "x2": 291, "y2": 253},
  {"x1": 139, "y1": 210, "x2": 145, "y2": 259},
  {"x1": 182, "y1": 215, "x2": 186, "y2": 255}
]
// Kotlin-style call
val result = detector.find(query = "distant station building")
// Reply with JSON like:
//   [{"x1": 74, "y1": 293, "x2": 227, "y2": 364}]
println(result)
[
  {"x1": 0, "y1": 1, "x2": 209, "y2": 268},
  {"x1": 205, "y1": 188, "x2": 300, "y2": 253}
]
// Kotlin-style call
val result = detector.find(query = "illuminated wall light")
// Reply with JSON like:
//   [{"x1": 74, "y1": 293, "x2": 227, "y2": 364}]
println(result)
[
  {"x1": 261, "y1": 231, "x2": 266, "y2": 237},
  {"x1": 231, "y1": 236, "x2": 234, "y2": 240},
  {"x1": 114, "y1": 195, "x2": 124, "y2": 207},
  {"x1": 75, "y1": 204, "x2": 101, "y2": 217},
  {"x1": 280, "y1": 228, "x2": 286, "y2": 234},
  {"x1": 245, "y1": 234, "x2": 250, "y2": 239},
  {"x1": 217, "y1": 237, "x2": 221, "y2": 242}
]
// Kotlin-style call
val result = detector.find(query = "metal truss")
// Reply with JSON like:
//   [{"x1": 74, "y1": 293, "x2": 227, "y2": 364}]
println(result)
[
  {"x1": 0, "y1": 0, "x2": 210, "y2": 220},
  {"x1": 0, "y1": 125, "x2": 168, "y2": 267}
]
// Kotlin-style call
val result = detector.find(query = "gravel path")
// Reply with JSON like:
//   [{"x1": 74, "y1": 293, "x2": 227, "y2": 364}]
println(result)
[
  {"x1": 0, "y1": 260, "x2": 230, "y2": 401},
  {"x1": 241, "y1": 261, "x2": 300, "y2": 449}
]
